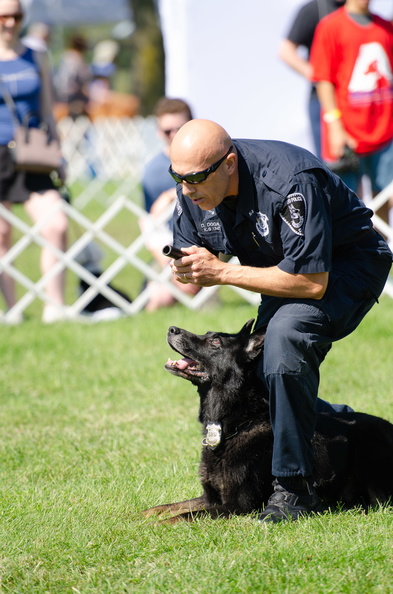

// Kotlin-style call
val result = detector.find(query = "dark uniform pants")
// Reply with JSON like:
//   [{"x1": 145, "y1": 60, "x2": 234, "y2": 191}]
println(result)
[{"x1": 255, "y1": 255, "x2": 391, "y2": 479}]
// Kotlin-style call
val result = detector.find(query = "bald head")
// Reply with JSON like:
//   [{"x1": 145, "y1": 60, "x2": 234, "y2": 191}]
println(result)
[
  {"x1": 170, "y1": 119, "x2": 233, "y2": 173},
  {"x1": 169, "y1": 119, "x2": 239, "y2": 210}
]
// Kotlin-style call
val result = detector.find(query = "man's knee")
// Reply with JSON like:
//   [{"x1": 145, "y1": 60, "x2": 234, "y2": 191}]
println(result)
[
  {"x1": 261, "y1": 303, "x2": 330, "y2": 376},
  {"x1": 263, "y1": 316, "x2": 308, "y2": 376}
]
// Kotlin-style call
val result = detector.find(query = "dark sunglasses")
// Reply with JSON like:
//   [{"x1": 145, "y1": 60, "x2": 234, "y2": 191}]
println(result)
[
  {"x1": 0, "y1": 13, "x2": 24, "y2": 23},
  {"x1": 169, "y1": 145, "x2": 234, "y2": 184}
]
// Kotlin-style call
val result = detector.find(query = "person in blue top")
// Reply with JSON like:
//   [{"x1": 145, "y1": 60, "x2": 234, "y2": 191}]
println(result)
[
  {"x1": 0, "y1": 0, "x2": 68, "y2": 324},
  {"x1": 167, "y1": 119, "x2": 392, "y2": 523},
  {"x1": 142, "y1": 97, "x2": 193, "y2": 214},
  {"x1": 140, "y1": 97, "x2": 200, "y2": 311}
]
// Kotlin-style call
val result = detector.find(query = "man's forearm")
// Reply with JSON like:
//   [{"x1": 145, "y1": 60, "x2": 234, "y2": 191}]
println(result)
[
  {"x1": 219, "y1": 263, "x2": 328, "y2": 299},
  {"x1": 172, "y1": 247, "x2": 328, "y2": 300},
  {"x1": 278, "y1": 39, "x2": 312, "y2": 80}
]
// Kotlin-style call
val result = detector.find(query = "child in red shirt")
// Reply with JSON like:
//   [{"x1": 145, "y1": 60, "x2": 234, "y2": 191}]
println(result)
[{"x1": 310, "y1": 1, "x2": 393, "y2": 203}]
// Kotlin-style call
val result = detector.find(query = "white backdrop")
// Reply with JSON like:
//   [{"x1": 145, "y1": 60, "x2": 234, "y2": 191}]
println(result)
[{"x1": 158, "y1": 0, "x2": 393, "y2": 151}]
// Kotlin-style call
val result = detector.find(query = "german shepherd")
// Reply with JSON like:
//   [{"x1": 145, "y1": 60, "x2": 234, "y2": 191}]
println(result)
[{"x1": 143, "y1": 320, "x2": 393, "y2": 522}]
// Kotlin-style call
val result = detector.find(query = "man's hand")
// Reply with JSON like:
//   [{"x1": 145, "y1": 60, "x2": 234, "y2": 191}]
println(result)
[
  {"x1": 150, "y1": 188, "x2": 177, "y2": 218},
  {"x1": 171, "y1": 245, "x2": 328, "y2": 299},
  {"x1": 327, "y1": 120, "x2": 357, "y2": 160},
  {"x1": 170, "y1": 246, "x2": 224, "y2": 287},
  {"x1": 316, "y1": 80, "x2": 358, "y2": 160}
]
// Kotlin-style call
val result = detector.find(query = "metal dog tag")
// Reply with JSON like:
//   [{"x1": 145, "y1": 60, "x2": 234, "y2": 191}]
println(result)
[{"x1": 202, "y1": 423, "x2": 222, "y2": 448}]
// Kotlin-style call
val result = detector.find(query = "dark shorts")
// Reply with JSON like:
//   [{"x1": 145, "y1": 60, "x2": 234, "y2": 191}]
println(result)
[{"x1": 0, "y1": 145, "x2": 56, "y2": 204}]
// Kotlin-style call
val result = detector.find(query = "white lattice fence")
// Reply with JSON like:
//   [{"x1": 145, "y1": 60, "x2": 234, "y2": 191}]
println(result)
[
  {"x1": 57, "y1": 115, "x2": 161, "y2": 209},
  {"x1": 365, "y1": 179, "x2": 393, "y2": 298},
  {"x1": 0, "y1": 117, "x2": 392, "y2": 323},
  {"x1": 0, "y1": 195, "x2": 259, "y2": 323}
]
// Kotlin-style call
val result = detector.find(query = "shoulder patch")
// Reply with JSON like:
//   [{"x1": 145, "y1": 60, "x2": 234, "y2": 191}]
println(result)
[{"x1": 279, "y1": 193, "x2": 306, "y2": 236}]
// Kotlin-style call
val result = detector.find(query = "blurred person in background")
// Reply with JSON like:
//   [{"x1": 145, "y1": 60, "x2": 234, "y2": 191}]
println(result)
[
  {"x1": 279, "y1": 0, "x2": 345, "y2": 158},
  {"x1": 0, "y1": 0, "x2": 69, "y2": 324},
  {"x1": 86, "y1": 38, "x2": 136, "y2": 120},
  {"x1": 87, "y1": 40, "x2": 117, "y2": 128},
  {"x1": 22, "y1": 20, "x2": 50, "y2": 52},
  {"x1": 54, "y1": 34, "x2": 91, "y2": 120},
  {"x1": 140, "y1": 97, "x2": 200, "y2": 311},
  {"x1": 310, "y1": 0, "x2": 393, "y2": 224},
  {"x1": 89, "y1": 39, "x2": 119, "y2": 99}
]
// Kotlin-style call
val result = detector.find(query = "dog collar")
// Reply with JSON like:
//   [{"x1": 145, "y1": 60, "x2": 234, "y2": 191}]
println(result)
[
  {"x1": 202, "y1": 420, "x2": 254, "y2": 449},
  {"x1": 225, "y1": 419, "x2": 253, "y2": 440},
  {"x1": 202, "y1": 423, "x2": 222, "y2": 449}
]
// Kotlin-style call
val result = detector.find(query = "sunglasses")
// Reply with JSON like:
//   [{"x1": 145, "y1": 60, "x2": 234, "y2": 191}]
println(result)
[
  {"x1": 0, "y1": 13, "x2": 24, "y2": 23},
  {"x1": 169, "y1": 145, "x2": 233, "y2": 184}
]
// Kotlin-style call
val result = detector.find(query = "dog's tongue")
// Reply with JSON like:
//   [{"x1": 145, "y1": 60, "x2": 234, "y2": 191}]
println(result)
[{"x1": 167, "y1": 357, "x2": 195, "y2": 370}]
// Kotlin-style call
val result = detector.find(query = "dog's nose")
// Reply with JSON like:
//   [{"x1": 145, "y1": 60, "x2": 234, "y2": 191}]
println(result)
[{"x1": 168, "y1": 326, "x2": 180, "y2": 335}]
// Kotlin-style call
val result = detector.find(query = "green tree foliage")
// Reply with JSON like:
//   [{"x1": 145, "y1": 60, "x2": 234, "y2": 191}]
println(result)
[{"x1": 128, "y1": 0, "x2": 165, "y2": 115}]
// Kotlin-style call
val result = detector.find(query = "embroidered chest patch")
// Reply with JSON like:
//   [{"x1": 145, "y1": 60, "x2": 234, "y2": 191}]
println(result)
[
  {"x1": 256, "y1": 212, "x2": 269, "y2": 238},
  {"x1": 280, "y1": 193, "x2": 306, "y2": 236}
]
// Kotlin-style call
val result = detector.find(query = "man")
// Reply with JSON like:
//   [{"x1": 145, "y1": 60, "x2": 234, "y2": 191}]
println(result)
[
  {"x1": 142, "y1": 97, "x2": 193, "y2": 214},
  {"x1": 140, "y1": 97, "x2": 199, "y2": 311},
  {"x1": 310, "y1": 0, "x2": 393, "y2": 221},
  {"x1": 167, "y1": 119, "x2": 392, "y2": 523},
  {"x1": 279, "y1": 0, "x2": 345, "y2": 158}
]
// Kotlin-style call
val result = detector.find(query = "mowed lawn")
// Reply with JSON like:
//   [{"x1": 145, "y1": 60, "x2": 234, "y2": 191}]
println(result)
[{"x1": 1, "y1": 293, "x2": 393, "y2": 593}]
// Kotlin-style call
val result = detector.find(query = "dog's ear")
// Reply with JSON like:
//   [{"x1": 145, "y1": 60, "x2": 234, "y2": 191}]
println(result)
[
  {"x1": 240, "y1": 319, "x2": 255, "y2": 335},
  {"x1": 245, "y1": 326, "x2": 266, "y2": 359}
]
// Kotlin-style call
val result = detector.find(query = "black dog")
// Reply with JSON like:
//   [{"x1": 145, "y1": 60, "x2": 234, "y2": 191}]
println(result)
[{"x1": 143, "y1": 320, "x2": 393, "y2": 522}]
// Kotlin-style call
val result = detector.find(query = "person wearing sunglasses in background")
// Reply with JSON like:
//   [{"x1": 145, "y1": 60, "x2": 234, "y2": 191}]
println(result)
[
  {"x1": 0, "y1": 0, "x2": 69, "y2": 324},
  {"x1": 139, "y1": 96, "x2": 200, "y2": 311},
  {"x1": 167, "y1": 118, "x2": 392, "y2": 523}
]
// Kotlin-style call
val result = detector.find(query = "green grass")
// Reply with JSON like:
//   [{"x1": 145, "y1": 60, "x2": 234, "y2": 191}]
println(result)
[{"x1": 1, "y1": 298, "x2": 393, "y2": 592}]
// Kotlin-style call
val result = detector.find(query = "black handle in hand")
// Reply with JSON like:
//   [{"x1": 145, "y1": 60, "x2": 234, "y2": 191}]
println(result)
[{"x1": 162, "y1": 245, "x2": 184, "y2": 259}]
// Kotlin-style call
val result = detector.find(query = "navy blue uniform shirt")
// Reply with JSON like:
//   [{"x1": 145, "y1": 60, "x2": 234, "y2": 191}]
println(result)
[{"x1": 173, "y1": 139, "x2": 392, "y2": 279}]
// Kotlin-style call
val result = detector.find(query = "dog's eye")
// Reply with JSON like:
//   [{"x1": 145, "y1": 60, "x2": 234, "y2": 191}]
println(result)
[{"x1": 209, "y1": 337, "x2": 221, "y2": 347}]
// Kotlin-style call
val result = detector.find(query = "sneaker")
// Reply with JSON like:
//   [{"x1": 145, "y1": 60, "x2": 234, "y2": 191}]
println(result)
[
  {"x1": 42, "y1": 304, "x2": 86, "y2": 324},
  {"x1": 258, "y1": 478, "x2": 325, "y2": 523},
  {"x1": 0, "y1": 309, "x2": 24, "y2": 325},
  {"x1": 83, "y1": 307, "x2": 126, "y2": 322}
]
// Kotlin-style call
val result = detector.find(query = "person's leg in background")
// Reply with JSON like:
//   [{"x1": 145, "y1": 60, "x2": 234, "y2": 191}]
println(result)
[
  {"x1": 24, "y1": 189, "x2": 68, "y2": 322},
  {"x1": 368, "y1": 140, "x2": 393, "y2": 227},
  {"x1": 0, "y1": 202, "x2": 17, "y2": 313}
]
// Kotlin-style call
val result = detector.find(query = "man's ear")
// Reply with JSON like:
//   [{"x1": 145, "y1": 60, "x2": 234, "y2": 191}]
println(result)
[{"x1": 226, "y1": 150, "x2": 237, "y2": 175}]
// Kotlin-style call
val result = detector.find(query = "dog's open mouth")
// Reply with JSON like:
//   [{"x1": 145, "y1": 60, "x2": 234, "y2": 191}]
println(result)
[{"x1": 165, "y1": 356, "x2": 207, "y2": 381}]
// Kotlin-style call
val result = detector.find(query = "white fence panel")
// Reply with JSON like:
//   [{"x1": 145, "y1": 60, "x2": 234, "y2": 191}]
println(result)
[{"x1": 0, "y1": 117, "x2": 391, "y2": 323}]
